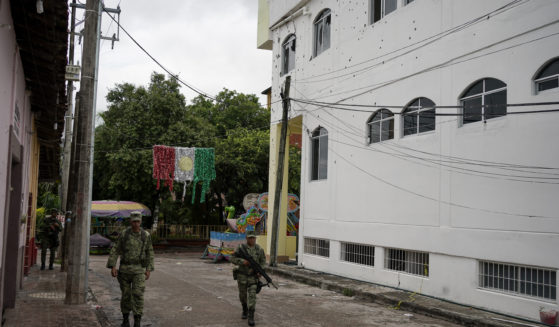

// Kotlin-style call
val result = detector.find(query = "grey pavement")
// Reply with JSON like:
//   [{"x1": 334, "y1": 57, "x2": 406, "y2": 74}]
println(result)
[
  {"x1": 3, "y1": 265, "x2": 101, "y2": 327},
  {"x1": 88, "y1": 253, "x2": 461, "y2": 327}
]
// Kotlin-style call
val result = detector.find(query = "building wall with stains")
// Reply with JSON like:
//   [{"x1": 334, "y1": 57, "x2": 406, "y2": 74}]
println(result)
[
  {"x1": 0, "y1": 0, "x2": 34, "y2": 314},
  {"x1": 262, "y1": 0, "x2": 559, "y2": 321}
]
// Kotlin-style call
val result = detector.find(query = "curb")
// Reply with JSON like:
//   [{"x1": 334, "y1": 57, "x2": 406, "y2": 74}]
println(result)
[
  {"x1": 87, "y1": 287, "x2": 111, "y2": 327},
  {"x1": 266, "y1": 265, "x2": 540, "y2": 327}
]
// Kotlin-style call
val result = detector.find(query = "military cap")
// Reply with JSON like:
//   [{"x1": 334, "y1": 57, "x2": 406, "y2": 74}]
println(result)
[
  {"x1": 130, "y1": 211, "x2": 142, "y2": 222},
  {"x1": 246, "y1": 230, "x2": 257, "y2": 238}
]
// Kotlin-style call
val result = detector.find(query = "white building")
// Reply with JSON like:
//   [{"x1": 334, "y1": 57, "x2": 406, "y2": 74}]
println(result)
[{"x1": 258, "y1": 0, "x2": 559, "y2": 321}]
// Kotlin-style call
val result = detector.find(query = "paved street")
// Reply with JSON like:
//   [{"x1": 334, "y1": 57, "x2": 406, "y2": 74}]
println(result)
[{"x1": 88, "y1": 253, "x2": 460, "y2": 327}]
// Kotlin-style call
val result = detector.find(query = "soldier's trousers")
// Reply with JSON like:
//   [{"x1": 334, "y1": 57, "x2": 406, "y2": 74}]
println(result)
[
  {"x1": 237, "y1": 274, "x2": 258, "y2": 310},
  {"x1": 41, "y1": 245, "x2": 57, "y2": 267},
  {"x1": 117, "y1": 271, "x2": 145, "y2": 315}
]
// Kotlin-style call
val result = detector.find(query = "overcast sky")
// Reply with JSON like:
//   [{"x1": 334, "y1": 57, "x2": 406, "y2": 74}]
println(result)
[{"x1": 72, "y1": 0, "x2": 272, "y2": 121}]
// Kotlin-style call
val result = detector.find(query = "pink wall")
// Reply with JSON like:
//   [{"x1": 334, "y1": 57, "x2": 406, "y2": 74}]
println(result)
[
  {"x1": 0, "y1": 0, "x2": 18, "y2": 273},
  {"x1": 1, "y1": 0, "x2": 33, "y2": 294}
]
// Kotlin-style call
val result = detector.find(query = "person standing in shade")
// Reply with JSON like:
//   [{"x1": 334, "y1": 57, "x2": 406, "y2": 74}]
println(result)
[
  {"x1": 231, "y1": 229, "x2": 266, "y2": 326},
  {"x1": 107, "y1": 211, "x2": 154, "y2": 327},
  {"x1": 39, "y1": 209, "x2": 62, "y2": 270}
]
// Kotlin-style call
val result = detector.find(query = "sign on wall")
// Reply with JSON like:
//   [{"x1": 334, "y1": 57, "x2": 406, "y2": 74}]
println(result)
[{"x1": 65, "y1": 65, "x2": 81, "y2": 81}]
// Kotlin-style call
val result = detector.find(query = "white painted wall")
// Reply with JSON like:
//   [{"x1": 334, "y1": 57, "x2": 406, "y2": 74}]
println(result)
[{"x1": 265, "y1": 0, "x2": 559, "y2": 321}]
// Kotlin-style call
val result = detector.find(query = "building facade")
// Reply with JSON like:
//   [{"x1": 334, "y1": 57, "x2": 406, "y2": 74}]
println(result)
[
  {"x1": 0, "y1": 0, "x2": 67, "y2": 321},
  {"x1": 259, "y1": 0, "x2": 559, "y2": 321}
]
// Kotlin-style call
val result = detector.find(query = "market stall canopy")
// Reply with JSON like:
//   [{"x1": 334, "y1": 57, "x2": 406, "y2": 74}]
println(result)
[
  {"x1": 91, "y1": 200, "x2": 151, "y2": 218},
  {"x1": 90, "y1": 233, "x2": 111, "y2": 247}
]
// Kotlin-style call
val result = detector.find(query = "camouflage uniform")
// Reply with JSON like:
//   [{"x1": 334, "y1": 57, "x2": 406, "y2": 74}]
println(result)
[
  {"x1": 107, "y1": 226, "x2": 154, "y2": 319},
  {"x1": 231, "y1": 237, "x2": 266, "y2": 325},
  {"x1": 39, "y1": 215, "x2": 62, "y2": 270}
]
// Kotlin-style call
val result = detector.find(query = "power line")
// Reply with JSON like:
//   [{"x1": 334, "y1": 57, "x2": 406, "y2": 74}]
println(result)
[
  {"x1": 291, "y1": 92, "x2": 559, "y2": 172},
  {"x1": 301, "y1": 120, "x2": 559, "y2": 219},
  {"x1": 299, "y1": 103, "x2": 559, "y2": 174},
  {"x1": 291, "y1": 98, "x2": 559, "y2": 114},
  {"x1": 93, "y1": 116, "x2": 278, "y2": 154},
  {"x1": 302, "y1": 104, "x2": 559, "y2": 173},
  {"x1": 304, "y1": 112, "x2": 559, "y2": 182},
  {"x1": 299, "y1": 28, "x2": 559, "y2": 104},
  {"x1": 102, "y1": 6, "x2": 216, "y2": 100},
  {"x1": 296, "y1": 0, "x2": 529, "y2": 84}
]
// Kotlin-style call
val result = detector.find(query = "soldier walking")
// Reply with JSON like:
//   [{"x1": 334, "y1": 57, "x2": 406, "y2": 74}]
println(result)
[
  {"x1": 107, "y1": 211, "x2": 154, "y2": 327},
  {"x1": 231, "y1": 229, "x2": 266, "y2": 326},
  {"x1": 39, "y1": 209, "x2": 62, "y2": 270}
]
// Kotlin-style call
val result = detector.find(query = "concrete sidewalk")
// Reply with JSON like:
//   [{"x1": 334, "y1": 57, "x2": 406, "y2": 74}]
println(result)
[
  {"x1": 2, "y1": 265, "x2": 102, "y2": 327},
  {"x1": 267, "y1": 264, "x2": 549, "y2": 327}
]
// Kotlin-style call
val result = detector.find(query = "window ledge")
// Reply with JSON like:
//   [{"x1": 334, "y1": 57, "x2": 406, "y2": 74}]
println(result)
[
  {"x1": 459, "y1": 115, "x2": 507, "y2": 128},
  {"x1": 401, "y1": 130, "x2": 436, "y2": 139},
  {"x1": 535, "y1": 87, "x2": 559, "y2": 96},
  {"x1": 368, "y1": 139, "x2": 396, "y2": 146}
]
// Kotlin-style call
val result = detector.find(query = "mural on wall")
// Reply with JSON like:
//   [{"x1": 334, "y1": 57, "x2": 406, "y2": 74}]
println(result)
[{"x1": 254, "y1": 192, "x2": 300, "y2": 236}]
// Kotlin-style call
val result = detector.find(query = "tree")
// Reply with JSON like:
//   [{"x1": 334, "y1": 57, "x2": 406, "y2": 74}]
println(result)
[
  {"x1": 93, "y1": 73, "x2": 216, "y2": 222},
  {"x1": 214, "y1": 128, "x2": 270, "y2": 213},
  {"x1": 93, "y1": 72, "x2": 271, "y2": 225}
]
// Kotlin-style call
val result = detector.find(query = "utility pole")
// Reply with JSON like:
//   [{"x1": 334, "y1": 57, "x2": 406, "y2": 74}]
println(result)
[
  {"x1": 60, "y1": 0, "x2": 77, "y2": 272},
  {"x1": 61, "y1": 1, "x2": 120, "y2": 273},
  {"x1": 65, "y1": 0, "x2": 101, "y2": 304},
  {"x1": 269, "y1": 76, "x2": 291, "y2": 267}
]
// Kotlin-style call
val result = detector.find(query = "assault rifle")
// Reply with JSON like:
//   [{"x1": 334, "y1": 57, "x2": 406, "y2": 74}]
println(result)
[{"x1": 238, "y1": 245, "x2": 278, "y2": 292}]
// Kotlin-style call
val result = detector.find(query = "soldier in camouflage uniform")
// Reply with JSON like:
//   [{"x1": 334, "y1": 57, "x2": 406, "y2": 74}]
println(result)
[
  {"x1": 39, "y1": 209, "x2": 62, "y2": 270},
  {"x1": 231, "y1": 230, "x2": 266, "y2": 326},
  {"x1": 107, "y1": 211, "x2": 154, "y2": 327}
]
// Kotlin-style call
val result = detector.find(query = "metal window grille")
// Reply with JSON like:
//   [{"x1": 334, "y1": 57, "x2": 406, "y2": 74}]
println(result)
[
  {"x1": 304, "y1": 237, "x2": 330, "y2": 258},
  {"x1": 479, "y1": 261, "x2": 557, "y2": 301},
  {"x1": 385, "y1": 248, "x2": 429, "y2": 277},
  {"x1": 341, "y1": 242, "x2": 374, "y2": 267}
]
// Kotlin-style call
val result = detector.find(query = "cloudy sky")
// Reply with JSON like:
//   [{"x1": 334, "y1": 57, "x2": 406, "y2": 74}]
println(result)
[{"x1": 72, "y1": 0, "x2": 272, "y2": 120}]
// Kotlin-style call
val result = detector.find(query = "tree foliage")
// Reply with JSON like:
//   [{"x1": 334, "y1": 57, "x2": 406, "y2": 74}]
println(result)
[{"x1": 93, "y1": 73, "x2": 271, "y2": 225}]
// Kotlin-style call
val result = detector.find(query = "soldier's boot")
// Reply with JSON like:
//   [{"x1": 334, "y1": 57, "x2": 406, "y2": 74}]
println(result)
[
  {"x1": 242, "y1": 304, "x2": 248, "y2": 319},
  {"x1": 40, "y1": 264, "x2": 45, "y2": 270},
  {"x1": 248, "y1": 309, "x2": 255, "y2": 326},
  {"x1": 133, "y1": 315, "x2": 141, "y2": 327},
  {"x1": 120, "y1": 313, "x2": 130, "y2": 327}
]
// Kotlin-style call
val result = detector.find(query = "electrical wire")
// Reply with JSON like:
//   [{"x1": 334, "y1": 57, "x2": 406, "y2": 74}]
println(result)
[
  {"x1": 301, "y1": 109, "x2": 559, "y2": 184},
  {"x1": 102, "y1": 6, "x2": 216, "y2": 100},
  {"x1": 100, "y1": 0, "x2": 122, "y2": 49},
  {"x1": 298, "y1": 103, "x2": 559, "y2": 174},
  {"x1": 296, "y1": 0, "x2": 529, "y2": 83},
  {"x1": 291, "y1": 85, "x2": 559, "y2": 171},
  {"x1": 92, "y1": 114, "x2": 280, "y2": 154},
  {"x1": 299, "y1": 28, "x2": 559, "y2": 105},
  {"x1": 301, "y1": 119, "x2": 559, "y2": 219},
  {"x1": 291, "y1": 98, "x2": 559, "y2": 115}
]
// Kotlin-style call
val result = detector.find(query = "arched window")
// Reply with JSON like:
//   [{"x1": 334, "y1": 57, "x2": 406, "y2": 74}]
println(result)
[
  {"x1": 370, "y1": 0, "x2": 397, "y2": 24},
  {"x1": 402, "y1": 97, "x2": 436, "y2": 136},
  {"x1": 311, "y1": 127, "x2": 328, "y2": 180},
  {"x1": 368, "y1": 109, "x2": 394, "y2": 144},
  {"x1": 281, "y1": 34, "x2": 296, "y2": 75},
  {"x1": 459, "y1": 78, "x2": 507, "y2": 125},
  {"x1": 313, "y1": 9, "x2": 331, "y2": 57},
  {"x1": 535, "y1": 58, "x2": 559, "y2": 93}
]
